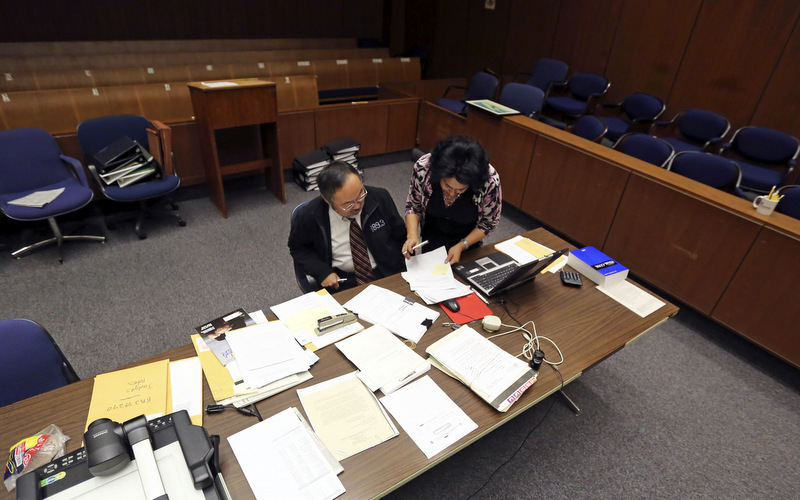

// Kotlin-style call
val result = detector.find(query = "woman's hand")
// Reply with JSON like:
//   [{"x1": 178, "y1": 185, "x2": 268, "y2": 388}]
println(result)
[
  {"x1": 402, "y1": 237, "x2": 421, "y2": 259},
  {"x1": 445, "y1": 244, "x2": 464, "y2": 265}
]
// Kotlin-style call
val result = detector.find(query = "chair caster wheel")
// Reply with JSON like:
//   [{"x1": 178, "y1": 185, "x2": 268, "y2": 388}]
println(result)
[
  {"x1": 138, "y1": 233, "x2": 147, "y2": 240},
  {"x1": 106, "y1": 223, "x2": 116, "y2": 230},
  {"x1": 171, "y1": 203, "x2": 180, "y2": 210},
  {"x1": 178, "y1": 219, "x2": 186, "y2": 227}
]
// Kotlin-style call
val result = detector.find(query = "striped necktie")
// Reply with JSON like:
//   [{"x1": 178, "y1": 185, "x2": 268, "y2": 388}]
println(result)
[{"x1": 349, "y1": 217, "x2": 375, "y2": 285}]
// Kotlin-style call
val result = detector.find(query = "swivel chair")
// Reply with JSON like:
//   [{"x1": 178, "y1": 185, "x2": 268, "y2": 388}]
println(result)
[
  {"x1": 775, "y1": 185, "x2": 800, "y2": 220},
  {"x1": 543, "y1": 72, "x2": 610, "y2": 124},
  {"x1": 614, "y1": 133, "x2": 674, "y2": 167},
  {"x1": 649, "y1": 108, "x2": 730, "y2": 154},
  {"x1": 567, "y1": 115, "x2": 607, "y2": 143},
  {"x1": 291, "y1": 200, "x2": 320, "y2": 293},
  {"x1": 514, "y1": 58, "x2": 569, "y2": 92},
  {"x1": 592, "y1": 92, "x2": 665, "y2": 144},
  {"x1": 436, "y1": 71, "x2": 499, "y2": 115},
  {"x1": 0, "y1": 128, "x2": 105, "y2": 263},
  {"x1": 77, "y1": 114, "x2": 184, "y2": 239},
  {"x1": 1, "y1": 319, "x2": 80, "y2": 406},
  {"x1": 497, "y1": 83, "x2": 545, "y2": 118},
  {"x1": 717, "y1": 126, "x2": 800, "y2": 194},
  {"x1": 666, "y1": 152, "x2": 744, "y2": 195}
]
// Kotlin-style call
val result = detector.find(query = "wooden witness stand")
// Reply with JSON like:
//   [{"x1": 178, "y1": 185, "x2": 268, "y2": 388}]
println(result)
[{"x1": 188, "y1": 79, "x2": 285, "y2": 217}]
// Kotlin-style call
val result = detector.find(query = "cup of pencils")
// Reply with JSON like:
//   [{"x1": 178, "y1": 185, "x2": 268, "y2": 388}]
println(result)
[{"x1": 753, "y1": 186, "x2": 782, "y2": 215}]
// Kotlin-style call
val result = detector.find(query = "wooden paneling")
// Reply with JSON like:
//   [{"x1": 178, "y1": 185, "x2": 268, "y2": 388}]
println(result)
[
  {"x1": 604, "y1": 173, "x2": 760, "y2": 314},
  {"x1": 465, "y1": 110, "x2": 537, "y2": 207},
  {"x1": 314, "y1": 104, "x2": 389, "y2": 157},
  {"x1": 712, "y1": 227, "x2": 800, "y2": 366},
  {"x1": 277, "y1": 111, "x2": 317, "y2": 172},
  {"x1": 465, "y1": 0, "x2": 511, "y2": 75},
  {"x1": 520, "y1": 133, "x2": 629, "y2": 248},
  {"x1": 415, "y1": 101, "x2": 466, "y2": 152},
  {"x1": 668, "y1": 0, "x2": 800, "y2": 129},
  {"x1": 751, "y1": 16, "x2": 800, "y2": 134},
  {"x1": 604, "y1": 0, "x2": 700, "y2": 103},
  {"x1": 550, "y1": 0, "x2": 624, "y2": 76},
  {"x1": 502, "y1": 0, "x2": 562, "y2": 76},
  {"x1": 385, "y1": 100, "x2": 420, "y2": 152}
]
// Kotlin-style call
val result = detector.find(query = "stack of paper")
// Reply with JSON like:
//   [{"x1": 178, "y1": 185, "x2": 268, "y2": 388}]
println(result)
[
  {"x1": 343, "y1": 284, "x2": 439, "y2": 344},
  {"x1": 495, "y1": 235, "x2": 567, "y2": 273},
  {"x1": 401, "y1": 246, "x2": 472, "y2": 304},
  {"x1": 426, "y1": 325, "x2": 537, "y2": 412},
  {"x1": 271, "y1": 290, "x2": 364, "y2": 350},
  {"x1": 335, "y1": 325, "x2": 430, "y2": 394},
  {"x1": 8, "y1": 187, "x2": 65, "y2": 208},
  {"x1": 228, "y1": 407, "x2": 345, "y2": 500}
]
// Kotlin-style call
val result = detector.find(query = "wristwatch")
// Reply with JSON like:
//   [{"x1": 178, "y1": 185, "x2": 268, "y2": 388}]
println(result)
[{"x1": 462, "y1": 238, "x2": 469, "y2": 250}]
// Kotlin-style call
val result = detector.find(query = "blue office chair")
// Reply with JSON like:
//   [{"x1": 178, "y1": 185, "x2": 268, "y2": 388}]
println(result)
[
  {"x1": 0, "y1": 128, "x2": 106, "y2": 263},
  {"x1": 543, "y1": 72, "x2": 610, "y2": 123},
  {"x1": 436, "y1": 71, "x2": 499, "y2": 115},
  {"x1": 514, "y1": 58, "x2": 569, "y2": 92},
  {"x1": 613, "y1": 133, "x2": 675, "y2": 167},
  {"x1": 592, "y1": 92, "x2": 665, "y2": 144},
  {"x1": 666, "y1": 152, "x2": 744, "y2": 195},
  {"x1": 497, "y1": 83, "x2": 545, "y2": 118},
  {"x1": 77, "y1": 114, "x2": 184, "y2": 239},
  {"x1": 775, "y1": 185, "x2": 800, "y2": 220},
  {"x1": 568, "y1": 115, "x2": 607, "y2": 143},
  {"x1": 649, "y1": 108, "x2": 730, "y2": 154},
  {"x1": 1, "y1": 319, "x2": 80, "y2": 406},
  {"x1": 291, "y1": 201, "x2": 320, "y2": 293},
  {"x1": 718, "y1": 126, "x2": 800, "y2": 194}
]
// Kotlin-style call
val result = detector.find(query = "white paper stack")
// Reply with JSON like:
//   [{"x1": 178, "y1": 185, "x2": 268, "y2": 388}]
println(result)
[
  {"x1": 401, "y1": 246, "x2": 471, "y2": 304},
  {"x1": 343, "y1": 284, "x2": 439, "y2": 344}
]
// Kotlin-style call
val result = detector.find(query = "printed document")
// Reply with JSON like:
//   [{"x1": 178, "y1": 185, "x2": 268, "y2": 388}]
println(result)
[
  {"x1": 225, "y1": 321, "x2": 311, "y2": 389},
  {"x1": 297, "y1": 371, "x2": 398, "y2": 460},
  {"x1": 598, "y1": 280, "x2": 665, "y2": 317},
  {"x1": 228, "y1": 407, "x2": 345, "y2": 500},
  {"x1": 8, "y1": 187, "x2": 65, "y2": 208},
  {"x1": 402, "y1": 246, "x2": 472, "y2": 304},
  {"x1": 380, "y1": 376, "x2": 477, "y2": 459},
  {"x1": 335, "y1": 325, "x2": 430, "y2": 394},
  {"x1": 271, "y1": 290, "x2": 363, "y2": 350},
  {"x1": 495, "y1": 235, "x2": 567, "y2": 273},
  {"x1": 343, "y1": 284, "x2": 439, "y2": 343}
]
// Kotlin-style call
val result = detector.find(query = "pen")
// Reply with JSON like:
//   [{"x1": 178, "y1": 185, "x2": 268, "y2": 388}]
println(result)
[
  {"x1": 403, "y1": 240, "x2": 429, "y2": 255},
  {"x1": 337, "y1": 278, "x2": 348, "y2": 282}
]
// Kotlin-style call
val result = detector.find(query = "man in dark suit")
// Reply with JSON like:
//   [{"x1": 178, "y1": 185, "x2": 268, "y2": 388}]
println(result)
[{"x1": 288, "y1": 161, "x2": 406, "y2": 291}]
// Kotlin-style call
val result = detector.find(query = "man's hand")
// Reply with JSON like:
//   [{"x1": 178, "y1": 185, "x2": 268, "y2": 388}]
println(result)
[{"x1": 321, "y1": 272, "x2": 341, "y2": 289}]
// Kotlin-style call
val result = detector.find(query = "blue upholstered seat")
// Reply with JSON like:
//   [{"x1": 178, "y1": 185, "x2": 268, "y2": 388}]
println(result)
[
  {"x1": 667, "y1": 151, "x2": 743, "y2": 195},
  {"x1": 544, "y1": 72, "x2": 609, "y2": 120},
  {"x1": 593, "y1": 92, "x2": 665, "y2": 143},
  {"x1": 569, "y1": 115, "x2": 607, "y2": 143},
  {"x1": 0, "y1": 319, "x2": 79, "y2": 406},
  {"x1": 436, "y1": 71, "x2": 499, "y2": 115},
  {"x1": 718, "y1": 126, "x2": 799, "y2": 193},
  {"x1": 775, "y1": 185, "x2": 800, "y2": 220},
  {"x1": 77, "y1": 114, "x2": 184, "y2": 239},
  {"x1": 0, "y1": 128, "x2": 105, "y2": 262},
  {"x1": 519, "y1": 58, "x2": 569, "y2": 92},
  {"x1": 613, "y1": 133, "x2": 674, "y2": 167},
  {"x1": 498, "y1": 83, "x2": 544, "y2": 118},
  {"x1": 650, "y1": 109, "x2": 731, "y2": 154}
]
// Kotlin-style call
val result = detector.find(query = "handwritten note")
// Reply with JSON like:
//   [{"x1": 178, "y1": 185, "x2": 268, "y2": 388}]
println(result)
[{"x1": 85, "y1": 359, "x2": 169, "y2": 431}]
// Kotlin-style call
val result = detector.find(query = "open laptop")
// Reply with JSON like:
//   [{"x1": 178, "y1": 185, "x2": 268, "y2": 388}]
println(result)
[{"x1": 454, "y1": 248, "x2": 568, "y2": 297}]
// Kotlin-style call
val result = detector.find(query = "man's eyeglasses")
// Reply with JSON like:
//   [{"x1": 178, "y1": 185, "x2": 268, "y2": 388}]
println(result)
[{"x1": 341, "y1": 187, "x2": 368, "y2": 211}]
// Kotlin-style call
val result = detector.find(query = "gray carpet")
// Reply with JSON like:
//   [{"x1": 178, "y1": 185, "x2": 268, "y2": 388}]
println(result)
[{"x1": 2, "y1": 155, "x2": 798, "y2": 499}]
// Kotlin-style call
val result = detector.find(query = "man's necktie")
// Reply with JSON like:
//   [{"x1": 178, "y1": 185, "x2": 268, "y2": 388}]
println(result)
[{"x1": 349, "y1": 218, "x2": 375, "y2": 285}]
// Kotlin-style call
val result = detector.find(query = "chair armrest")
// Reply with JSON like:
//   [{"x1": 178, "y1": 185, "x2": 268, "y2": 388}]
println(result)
[
  {"x1": 442, "y1": 84, "x2": 467, "y2": 99},
  {"x1": 61, "y1": 155, "x2": 90, "y2": 186},
  {"x1": 542, "y1": 81, "x2": 566, "y2": 100},
  {"x1": 85, "y1": 163, "x2": 106, "y2": 190},
  {"x1": 700, "y1": 137, "x2": 724, "y2": 152},
  {"x1": 147, "y1": 119, "x2": 174, "y2": 176}
]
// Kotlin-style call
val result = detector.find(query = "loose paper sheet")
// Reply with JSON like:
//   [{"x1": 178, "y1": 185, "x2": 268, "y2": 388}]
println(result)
[{"x1": 297, "y1": 372, "x2": 398, "y2": 460}]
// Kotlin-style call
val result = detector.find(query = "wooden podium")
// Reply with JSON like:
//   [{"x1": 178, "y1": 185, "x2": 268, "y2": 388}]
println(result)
[{"x1": 187, "y1": 79, "x2": 285, "y2": 217}]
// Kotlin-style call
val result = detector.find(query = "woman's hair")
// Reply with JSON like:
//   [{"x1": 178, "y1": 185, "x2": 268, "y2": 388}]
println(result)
[
  {"x1": 317, "y1": 161, "x2": 361, "y2": 203},
  {"x1": 429, "y1": 135, "x2": 490, "y2": 190}
]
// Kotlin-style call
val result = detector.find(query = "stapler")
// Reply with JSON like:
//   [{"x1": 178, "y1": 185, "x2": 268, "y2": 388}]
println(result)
[{"x1": 314, "y1": 312, "x2": 358, "y2": 335}]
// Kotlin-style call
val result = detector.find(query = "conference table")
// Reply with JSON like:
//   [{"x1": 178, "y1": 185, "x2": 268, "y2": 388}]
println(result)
[{"x1": 0, "y1": 228, "x2": 677, "y2": 500}]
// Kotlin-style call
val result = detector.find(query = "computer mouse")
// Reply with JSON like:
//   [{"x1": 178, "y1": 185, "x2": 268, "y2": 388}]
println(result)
[{"x1": 441, "y1": 299, "x2": 460, "y2": 312}]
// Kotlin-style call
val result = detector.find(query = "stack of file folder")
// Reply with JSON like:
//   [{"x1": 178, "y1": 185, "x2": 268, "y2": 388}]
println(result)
[
  {"x1": 292, "y1": 149, "x2": 331, "y2": 191},
  {"x1": 323, "y1": 137, "x2": 361, "y2": 172},
  {"x1": 92, "y1": 136, "x2": 161, "y2": 187}
]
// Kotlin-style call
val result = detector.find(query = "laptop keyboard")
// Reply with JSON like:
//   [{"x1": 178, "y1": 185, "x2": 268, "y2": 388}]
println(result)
[{"x1": 472, "y1": 263, "x2": 519, "y2": 291}]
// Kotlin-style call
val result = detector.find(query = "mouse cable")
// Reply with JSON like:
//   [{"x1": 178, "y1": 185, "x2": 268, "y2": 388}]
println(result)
[
  {"x1": 486, "y1": 320, "x2": 564, "y2": 367},
  {"x1": 467, "y1": 365, "x2": 565, "y2": 500}
]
